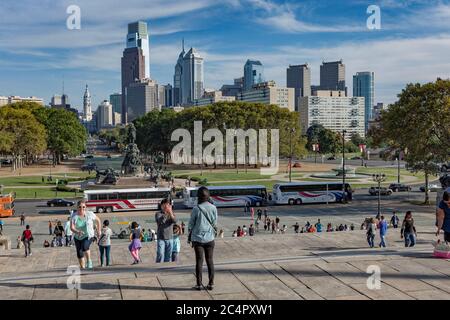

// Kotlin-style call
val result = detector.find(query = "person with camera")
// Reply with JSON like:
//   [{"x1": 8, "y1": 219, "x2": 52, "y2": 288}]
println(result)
[
  {"x1": 155, "y1": 198, "x2": 177, "y2": 263},
  {"x1": 188, "y1": 187, "x2": 218, "y2": 291}
]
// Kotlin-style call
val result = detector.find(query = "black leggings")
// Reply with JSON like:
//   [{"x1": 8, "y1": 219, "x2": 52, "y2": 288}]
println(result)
[{"x1": 193, "y1": 241, "x2": 215, "y2": 286}]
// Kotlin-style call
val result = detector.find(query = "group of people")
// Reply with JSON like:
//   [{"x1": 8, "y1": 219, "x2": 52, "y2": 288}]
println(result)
[{"x1": 44, "y1": 218, "x2": 74, "y2": 247}]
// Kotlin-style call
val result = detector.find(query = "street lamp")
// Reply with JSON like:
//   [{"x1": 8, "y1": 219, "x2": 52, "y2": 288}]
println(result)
[
  {"x1": 289, "y1": 128, "x2": 295, "y2": 183},
  {"x1": 372, "y1": 173, "x2": 387, "y2": 218},
  {"x1": 342, "y1": 129, "x2": 347, "y2": 202}
]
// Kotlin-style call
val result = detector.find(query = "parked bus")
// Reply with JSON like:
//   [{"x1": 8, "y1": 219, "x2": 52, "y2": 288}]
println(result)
[
  {"x1": 84, "y1": 188, "x2": 172, "y2": 213},
  {"x1": 183, "y1": 185, "x2": 268, "y2": 208},
  {"x1": 272, "y1": 182, "x2": 353, "y2": 205},
  {"x1": 0, "y1": 192, "x2": 15, "y2": 218}
]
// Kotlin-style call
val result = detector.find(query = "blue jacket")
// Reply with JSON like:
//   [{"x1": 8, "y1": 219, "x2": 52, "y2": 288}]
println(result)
[
  {"x1": 379, "y1": 220, "x2": 388, "y2": 236},
  {"x1": 188, "y1": 202, "x2": 218, "y2": 243}
]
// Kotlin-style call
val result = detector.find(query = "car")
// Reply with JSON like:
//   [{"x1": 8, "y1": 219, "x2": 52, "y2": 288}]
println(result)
[
  {"x1": 293, "y1": 162, "x2": 302, "y2": 168},
  {"x1": 327, "y1": 156, "x2": 337, "y2": 160},
  {"x1": 81, "y1": 162, "x2": 97, "y2": 171},
  {"x1": 85, "y1": 155, "x2": 94, "y2": 159},
  {"x1": 440, "y1": 163, "x2": 450, "y2": 172},
  {"x1": 419, "y1": 184, "x2": 441, "y2": 192},
  {"x1": 369, "y1": 187, "x2": 393, "y2": 196},
  {"x1": 0, "y1": 159, "x2": 12, "y2": 165},
  {"x1": 351, "y1": 156, "x2": 362, "y2": 160},
  {"x1": 389, "y1": 183, "x2": 412, "y2": 192},
  {"x1": 47, "y1": 199, "x2": 75, "y2": 207}
]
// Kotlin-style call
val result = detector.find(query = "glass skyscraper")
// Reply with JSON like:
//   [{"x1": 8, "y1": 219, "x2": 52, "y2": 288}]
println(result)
[
  {"x1": 243, "y1": 60, "x2": 264, "y2": 91},
  {"x1": 126, "y1": 21, "x2": 150, "y2": 79},
  {"x1": 353, "y1": 71, "x2": 374, "y2": 133}
]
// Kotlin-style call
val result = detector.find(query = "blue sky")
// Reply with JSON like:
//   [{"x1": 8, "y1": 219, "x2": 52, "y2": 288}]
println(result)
[{"x1": 0, "y1": 0, "x2": 449, "y2": 111}]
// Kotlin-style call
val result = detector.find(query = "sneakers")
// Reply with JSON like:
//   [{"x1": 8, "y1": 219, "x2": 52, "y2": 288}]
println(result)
[
  {"x1": 131, "y1": 260, "x2": 139, "y2": 265},
  {"x1": 86, "y1": 260, "x2": 93, "y2": 269},
  {"x1": 193, "y1": 285, "x2": 202, "y2": 291},
  {"x1": 29, "y1": 253, "x2": 32, "y2": 256},
  {"x1": 206, "y1": 284, "x2": 214, "y2": 291}
]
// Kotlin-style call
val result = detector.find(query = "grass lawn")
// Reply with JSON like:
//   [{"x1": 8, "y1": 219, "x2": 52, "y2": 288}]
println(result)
[
  {"x1": 0, "y1": 173, "x2": 95, "y2": 187},
  {"x1": 4, "y1": 187, "x2": 81, "y2": 200},
  {"x1": 174, "y1": 170, "x2": 273, "y2": 182}
]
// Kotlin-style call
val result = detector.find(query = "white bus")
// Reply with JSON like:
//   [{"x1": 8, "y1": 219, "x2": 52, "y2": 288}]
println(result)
[
  {"x1": 183, "y1": 185, "x2": 268, "y2": 208},
  {"x1": 272, "y1": 182, "x2": 353, "y2": 205},
  {"x1": 84, "y1": 188, "x2": 171, "y2": 213}
]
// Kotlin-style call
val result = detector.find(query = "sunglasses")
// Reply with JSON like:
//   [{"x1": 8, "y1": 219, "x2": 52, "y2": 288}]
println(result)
[{"x1": 78, "y1": 206, "x2": 86, "y2": 209}]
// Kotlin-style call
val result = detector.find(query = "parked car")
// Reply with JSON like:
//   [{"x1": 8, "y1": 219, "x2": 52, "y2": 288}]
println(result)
[
  {"x1": 389, "y1": 183, "x2": 412, "y2": 192},
  {"x1": 369, "y1": 187, "x2": 393, "y2": 196},
  {"x1": 327, "y1": 156, "x2": 337, "y2": 160},
  {"x1": 419, "y1": 184, "x2": 441, "y2": 192},
  {"x1": 85, "y1": 155, "x2": 94, "y2": 159},
  {"x1": 0, "y1": 159, "x2": 12, "y2": 165},
  {"x1": 47, "y1": 199, "x2": 75, "y2": 207},
  {"x1": 293, "y1": 161, "x2": 302, "y2": 168},
  {"x1": 351, "y1": 156, "x2": 362, "y2": 160},
  {"x1": 81, "y1": 163, "x2": 97, "y2": 171}
]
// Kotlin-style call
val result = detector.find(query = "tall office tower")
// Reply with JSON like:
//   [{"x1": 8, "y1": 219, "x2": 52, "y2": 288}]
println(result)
[
  {"x1": 243, "y1": 60, "x2": 264, "y2": 91},
  {"x1": 173, "y1": 40, "x2": 185, "y2": 106},
  {"x1": 320, "y1": 60, "x2": 346, "y2": 92},
  {"x1": 353, "y1": 71, "x2": 375, "y2": 133},
  {"x1": 126, "y1": 79, "x2": 160, "y2": 122},
  {"x1": 126, "y1": 21, "x2": 150, "y2": 78},
  {"x1": 121, "y1": 47, "x2": 145, "y2": 124},
  {"x1": 109, "y1": 93, "x2": 122, "y2": 114},
  {"x1": 50, "y1": 95, "x2": 62, "y2": 107},
  {"x1": 83, "y1": 85, "x2": 92, "y2": 121},
  {"x1": 287, "y1": 64, "x2": 311, "y2": 110},
  {"x1": 181, "y1": 47, "x2": 204, "y2": 105},
  {"x1": 164, "y1": 84, "x2": 173, "y2": 107}
]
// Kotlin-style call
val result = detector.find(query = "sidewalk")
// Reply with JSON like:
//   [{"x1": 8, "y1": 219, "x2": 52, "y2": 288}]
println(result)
[{"x1": 0, "y1": 229, "x2": 448, "y2": 300}]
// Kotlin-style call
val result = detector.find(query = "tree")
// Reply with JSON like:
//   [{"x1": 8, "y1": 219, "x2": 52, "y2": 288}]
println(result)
[
  {"x1": 0, "y1": 106, "x2": 47, "y2": 170},
  {"x1": 306, "y1": 124, "x2": 340, "y2": 155},
  {"x1": 371, "y1": 79, "x2": 450, "y2": 203}
]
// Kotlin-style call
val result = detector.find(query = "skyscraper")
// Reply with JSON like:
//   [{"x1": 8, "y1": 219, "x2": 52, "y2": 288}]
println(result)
[
  {"x1": 121, "y1": 21, "x2": 149, "y2": 124},
  {"x1": 126, "y1": 21, "x2": 150, "y2": 78},
  {"x1": 83, "y1": 85, "x2": 92, "y2": 121},
  {"x1": 181, "y1": 47, "x2": 204, "y2": 105},
  {"x1": 320, "y1": 60, "x2": 346, "y2": 92},
  {"x1": 109, "y1": 93, "x2": 122, "y2": 114},
  {"x1": 126, "y1": 79, "x2": 160, "y2": 122},
  {"x1": 173, "y1": 40, "x2": 185, "y2": 106},
  {"x1": 96, "y1": 100, "x2": 113, "y2": 130},
  {"x1": 164, "y1": 84, "x2": 173, "y2": 107},
  {"x1": 353, "y1": 71, "x2": 375, "y2": 132},
  {"x1": 287, "y1": 64, "x2": 311, "y2": 110},
  {"x1": 243, "y1": 60, "x2": 264, "y2": 91}
]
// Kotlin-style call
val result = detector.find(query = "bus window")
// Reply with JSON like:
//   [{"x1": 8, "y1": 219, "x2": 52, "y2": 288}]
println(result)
[
  {"x1": 127, "y1": 193, "x2": 137, "y2": 200},
  {"x1": 89, "y1": 194, "x2": 98, "y2": 201},
  {"x1": 108, "y1": 193, "x2": 118, "y2": 200},
  {"x1": 99, "y1": 194, "x2": 107, "y2": 200}
]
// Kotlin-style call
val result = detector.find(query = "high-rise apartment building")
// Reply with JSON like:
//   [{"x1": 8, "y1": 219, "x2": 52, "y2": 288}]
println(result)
[
  {"x1": 237, "y1": 81, "x2": 295, "y2": 111},
  {"x1": 320, "y1": 60, "x2": 346, "y2": 92},
  {"x1": 243, "y1": 60, "x2": 264, "y2": 92},
  {"x1": 353, "y1": 71, "x2": 374, "y2": 132},
  {"x1": 126, "y1": 79, "x2": 160, "y2": 122},
  {"x1": 287, "y1": 64, "x2": 311, "y2": 109},
  {"x1": 96, "y1": 100, "x2": 113, "y2": 130}
]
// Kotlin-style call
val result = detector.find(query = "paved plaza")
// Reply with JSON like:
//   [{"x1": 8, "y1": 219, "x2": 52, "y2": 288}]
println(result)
[{"x1": 0, "y1": 199, "x2": 449, "y2": 300}]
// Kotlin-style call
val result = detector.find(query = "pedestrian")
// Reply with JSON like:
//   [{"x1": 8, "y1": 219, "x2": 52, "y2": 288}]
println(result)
[
  {"x1": 20, "y1": 213, "x2": 25, "y2": 226},
  {"x1": 70, "y1": 200, "x2": 102, "y2": 269},
  {"x1": 98, "y1": 220, "x2": 112, "y2": 267},
  {"x1": 366, "y1": 217, "x2": 376, "y2": 248},
  {"x1": 129, "y1": 221, "x2": 142, "y2": 265},
  {"x1": 305, "y1": 221, "x2": 311, "y2": 230},
  {"x1": 22, "y1": 225, "x2": 33, "y2": 257},
  {"x1": 390, "y1": 211, "x2": 400, "y2": 228},
  {"x1": 43, "y1": 239, "x2": 50, "y2": 248},
  {"x1": 264, "y1": 219, "x2": 268, "y2": 232},
  {"x1": 218, "y1": 229, "x2": 224, "y2": 238},
  {"x1": 155, "y1": 198, "x2": 177, "y2": 263},
  {"x1": 64, "y1": 217, "x2": 73, "y2": 246},
  {"x1": 54, "y1": 221, "x2": 65, "y2": 246},
  {"x1": 271, "y1": 220, "x2": 276, "y2": 234},
  {"x1": 242, "y1": 225, "x2": 248, "y2": 236},
  {"x1": 237, "y1": 226, "x2": 243, "y2": 237},
  {"x1": 401, "y1": 211, "x2": 417, "y2": 247},
  {"x1": 264, "y1": 209, "x2": 268, "y2": 220},
  {"x1": 17, "y1": 236, "x2": 23, "y2": 249},
  {"x1": 188, "y1": 186, "x2": 218, "y2": 291},
  {"x1": 436, "y1": 191, "x2": 450, "y2": 243},
  {"x1": 315, "y1": 219, "x2": 323, "y2": 232},
  {"x1": 255, "y1": 218, "x2": 260, "y2": 232},
  {"x1": 350, "y1": 223, "x2": 355, "y2": 231},
  {"x1": 181, "y1": 221, "x2": 186, "y2": 235},
  {"x1": 257, "y1": 209, "x2": 262, "y2": 221},
  {"x1": 275, "y1": 216, "x2": 280, "y2": 230},
  {"x1": 293, "y1": 222, "x2": 300, "y2": 234},
  {"x1": 48, "y1": 221, "x2": 52, "y2": 235},
  {"x1": 378, "y1": 216, "x2": 388, "y2": 248},
  {"x1": 0, "y1": 219, "x2": 3, "y2": 232},
  {"x1": 249, "y1": 224, "x2": 255, "y2": 236},
  {"x1": 281, "y1": 225, "x2": 287, "y2": 234},
  {"x1": 172, "y1": 224, "x2": 182, "y2": 262},
  {"x1": 232, "y1": 230, "x2": 237, "y2": 237}
]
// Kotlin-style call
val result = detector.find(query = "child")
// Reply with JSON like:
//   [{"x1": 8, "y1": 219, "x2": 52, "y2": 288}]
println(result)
[
  {"x1": 98, "y1": 220, "x2": 112, "y2": 267},
  {"x1": 128, "y1": 222, "x2": 142, "y2": 265},
  {"x1": 172, "y1": 224, "x2": 181, "y2": 262}
]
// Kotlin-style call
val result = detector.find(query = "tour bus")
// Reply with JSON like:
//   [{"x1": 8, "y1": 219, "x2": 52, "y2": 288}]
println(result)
[
  {"x1": 84, "y1": 188, "x2": 172, "y2": 213},
  {"x1": 0, "y1": 192, "x2": 15, "y2": 218},
  {"x1": 272, "y1": 182, "x2": 353, "y2": 205},
  {"x1": 183, "y1": 185, "x2": 268, "y2": 208}
]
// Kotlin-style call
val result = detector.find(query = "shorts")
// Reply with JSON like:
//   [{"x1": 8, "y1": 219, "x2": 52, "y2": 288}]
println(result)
[{"x1": 74, "y1": 237, "x2": 93, "y2": 259}]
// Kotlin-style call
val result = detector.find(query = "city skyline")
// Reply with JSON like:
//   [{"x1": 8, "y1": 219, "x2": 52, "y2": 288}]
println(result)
[{"x1": 0, "y1": 0, "x2": 449, "y2": 110}]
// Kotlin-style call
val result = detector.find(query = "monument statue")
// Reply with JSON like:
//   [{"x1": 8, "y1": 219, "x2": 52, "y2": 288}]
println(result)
[
  {"x1": 121, "y1": 124, "x2": 142, "y2": 175},
  {"x1": 96, "y1": 167, "x2": 120, "y2": 185}
]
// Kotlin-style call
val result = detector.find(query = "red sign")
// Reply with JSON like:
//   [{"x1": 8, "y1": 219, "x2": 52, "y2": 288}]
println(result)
[
  {"x1": 312, "y1": 144, "x2": 320, "y2": 152},
  {"x1": 359, "y1": 144, "x2": 367, "y2": 153}
]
